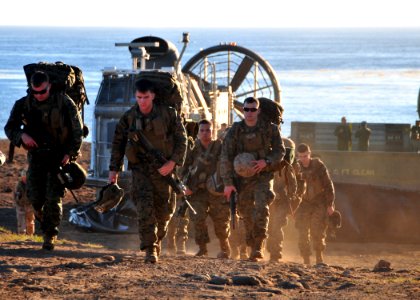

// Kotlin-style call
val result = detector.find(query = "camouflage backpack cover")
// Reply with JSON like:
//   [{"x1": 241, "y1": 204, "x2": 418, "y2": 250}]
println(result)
[
  {"x1": 136, "y1": 70, "x2": 183, "y2": 114},
  {"x1": 23, "y1": 61, "x2": 90, "y2": 136},
  {"x1": 234, "y1": 152, "x2": 257, "y2": 178}
]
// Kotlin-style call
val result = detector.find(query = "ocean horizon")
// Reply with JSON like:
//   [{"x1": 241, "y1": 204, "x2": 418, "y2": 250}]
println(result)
[{"x1": 1, "y1": 26, "x2": 419, "y2": 141}]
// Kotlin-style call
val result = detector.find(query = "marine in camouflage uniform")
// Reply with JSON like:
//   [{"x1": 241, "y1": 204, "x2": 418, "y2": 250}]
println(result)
[
  {"x1": 181, "y1": 119, "x2": 231, "y2": 258},
  {"x1": 165, "y1": 136, "x2": 195, "y2": 255},
  {"x1": 165, "y1": 192, "x2": 190, "y2": 255},
  {"x1": 220, "y1": 97, "x2": 285, "y2": 262},
  {"x1": 355, "y1": 121, "x2": 371, "y2": 151},
  {"x1": 266, "y1": 137, "x2": 303, "y2": 262},
  {"x1": 109, "y1": 79, "x2": 187, "y2": 264},
  {"x1": 334, "y1": 116, "x2": 352, "y2": 151},
  {"x1": 14, "y1": 170, "x2": 35, "y2": 235},
  {"x1": 4, "y1": 71, "x2": 83, "y2": 250},
  {"x1": 295, "y1": 143, "x2": 335, "y2": 265}
]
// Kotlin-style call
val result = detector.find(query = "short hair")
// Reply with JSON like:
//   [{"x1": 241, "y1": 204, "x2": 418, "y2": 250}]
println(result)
[
  {"x1": 198, "y1": 119, "x2": 212, "y2": 127},
  {"x1": 297, "y1": 143, "x2": 311, "y2": 153},
  {"x1": 30, "y1": 71, "x2": 49, "y2": 87},
  {"x1": 135, "y1": 79, "x2": 156, "y2": 93},
  {"x1": 244, "y1": 97, "x2": 260, "y2": 108}
]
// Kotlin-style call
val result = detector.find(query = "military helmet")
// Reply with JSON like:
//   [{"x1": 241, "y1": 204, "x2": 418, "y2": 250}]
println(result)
[
  {"x1": 234, "y1": 152, "x2": 256, "y2": 178},
  {"x1": 58, "y1": 162, "x2": 86, "y2": 190},
  {"x1": 328, "y1": 210, "x2": 342, "y2": 229},
  {"x1": 206, "y1": 172, "x2": 224, "y2": 196},
  {"x1": 94, "y1": 183, "x2": 125, "y2": 213}
]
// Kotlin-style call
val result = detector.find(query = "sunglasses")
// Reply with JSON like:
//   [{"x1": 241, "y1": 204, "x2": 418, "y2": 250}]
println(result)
[
  {"x1": 31, "y1": 87, "x2": 49, "y2": 95},
  {"x1": 243, "y1": 107, "x2": 258, "y2": 112}
]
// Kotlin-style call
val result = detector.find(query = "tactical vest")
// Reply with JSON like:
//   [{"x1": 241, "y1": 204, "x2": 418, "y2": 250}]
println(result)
[
  {"x1": 299, "y1": 158, "x2": 325, "y2": 203},
  {"x1": 23, "y1": 93, "x2": 70, "y2": 149},
  {"x1": 186, "y1": 139, "x2": 221, "y2": 190},
  {"x1": 125, "y1": 104, "x2": 174, "y2": 164},
  {"x1": 233, "y1": 120, "x2": 273, "y2": 160}
]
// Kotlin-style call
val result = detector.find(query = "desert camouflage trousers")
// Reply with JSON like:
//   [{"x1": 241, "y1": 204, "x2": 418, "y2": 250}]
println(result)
[
  {"x1": 131, "y1": 169, "x2": 176, "y2": 250},
  {"x1": 166, "y1": 193, "x2": 189, "y2": 248},
  {"x1": 294, "y1": 201, "x2": 328, "y2": 257},
  {"x1": 237, "y1": 173, "x2": 275, "y2": 247},
  {"x1": 189, "y1": 188, "x2": 230, "y2": 245},
  {"x1": 266, "y1": 199, "x2": 289, "y2": 257},
  {"x1": 27, "y1": 152, "x2": 65, "y2": 236}
]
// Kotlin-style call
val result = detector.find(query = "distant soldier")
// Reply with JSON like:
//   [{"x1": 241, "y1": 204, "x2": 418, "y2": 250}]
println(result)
[
  {"x1": 4, "y1": 71, "x2": 83, "y2": 250},
  {"x1": 14, "y1": 169, "x2": 35, "y2": 235},
  {"x1": 334, "y1": 116, "x2": 352, "y2": 151},
  {"x1": 410, "y1": 120, "x2": 420, "y2": 152},
  {"x1": 217, "y1": 123, "x2": 228, "y2": 140},
  {"x1": 355, "y1": 121, "x2": 371, "y2": 151},
  {"x1": 266, "y1": 137, "x2": 302, "y2": 262},
  {"x1": 295, "y1": 143, "x2": 335, "y2": 265},
  {"x1": 182, "y1": 119, "x2": 231, "y2": 258},
  {"x1": 220, "y1": 97, "x2": 285, "y2": 262},
  {"x1": 108, "y1": 79, "x2": 187, "y2": 264}
]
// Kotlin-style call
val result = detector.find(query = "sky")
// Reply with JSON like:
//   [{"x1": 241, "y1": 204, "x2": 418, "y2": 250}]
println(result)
[{"x1": 1, "y1": 0, "x2": 420, "y2": 28}]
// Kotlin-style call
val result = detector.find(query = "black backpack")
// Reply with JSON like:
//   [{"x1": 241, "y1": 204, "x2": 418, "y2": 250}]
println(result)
[
  {"x1": 136, "y1": 70, "x2": 183, "y2": 114},
  {"x1": 258, "y1": 97, "x2": 284, "y2": 125},
  {"x1": 23, "y1": 61, "x2": 89, "y2": 137}
]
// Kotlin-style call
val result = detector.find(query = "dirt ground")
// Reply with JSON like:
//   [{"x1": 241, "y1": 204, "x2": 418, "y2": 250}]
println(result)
[{"x1": 0, "y1": 139, "x2": 419, "y2": 299}]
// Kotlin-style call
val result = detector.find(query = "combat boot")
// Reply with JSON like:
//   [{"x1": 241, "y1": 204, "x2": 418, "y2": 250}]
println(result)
[
  {"x1": 239, "y1": 245, "x2": 248, "y2": 260},
  {"x1": 217, "y1": 239, "x2": 231, "y2": 259},
  {"x1": 166, "y1": 238, "x2": 176, "y2": 255},
  {"x1": 303, "y1": 256, "x2": 311, "y2": 265},
  {"x1": 316, "y1": 251, "x2": 324, "y2": 264},
  {"x1": 195, "y1": 244, "x2": 208, "y2": 257},
  {"x1": 156, "y1": 240, "x2": 162, "y2": 257},
  {"x1": 269, "y1": 253, "x2": 282, "y2": 263},
  {"x1": 176, "y1": 239, "x2": 186, "y2": 255},
  {"x1": 42, "y1": 234, "x2": 57, "y2": 251},
  {"x1": 230, "y1": 246, "x2": 240, "y2": 260},
  {"x1": 144, "y1": 247, "x2": 158, "y2": 264},
  {"x1": 249, "y1": 239, "x2": 264, "y2": 262}
]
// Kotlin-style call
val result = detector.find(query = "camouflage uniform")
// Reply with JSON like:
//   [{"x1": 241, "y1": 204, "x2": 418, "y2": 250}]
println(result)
[
  {"x1": 182, "y1": 139, "x2": 230, "y2": 257},
  {"x1": 355, "y1": 124, "x2": 371, "y2": 151},
  {"x1": 14, "y1": 180, "x2": 35, "y2": 235},
  {"x1": 295, "y1": 158, "x2": 335, "y2": 263},
  {"x1": 165, "y1": 193, "x2": 189, "y2": 255},
  {"x1": 334, "y1": 124, "x2": 352, "y2": 151},
  {"x1": 109, "y1": 103, "x2": 187, "y2": 253},
  {"x1": 220, "y1": 119, "x2": 284, "y2": 259},
  {"x1": 5, "y1": 93, "x2": 83, "y2": 238},
  {"x1": 266, "y1": 160, "x2": 299, "y2": 261}
]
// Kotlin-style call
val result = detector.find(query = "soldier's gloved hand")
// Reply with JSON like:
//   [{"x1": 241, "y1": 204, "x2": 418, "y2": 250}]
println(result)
[{"x1": 327, "y1": 205, "x2": 335, "y2": 216}]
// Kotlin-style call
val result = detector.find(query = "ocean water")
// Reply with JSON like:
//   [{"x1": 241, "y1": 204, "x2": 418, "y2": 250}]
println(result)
[{"x1": 1, "y1": 27, "x2": 419, "y2": 141}]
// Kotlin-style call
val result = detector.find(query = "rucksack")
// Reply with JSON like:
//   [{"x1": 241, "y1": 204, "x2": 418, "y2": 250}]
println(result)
[
  {"x1": 136, "y1": 70, "x2": 183, "y2": 113},
  {"x1": 258, "y1": 97, "x2": 284, "y2": 125},
  {"x1": 23, "y1": 61, "x2": 89, "y2": 136}
]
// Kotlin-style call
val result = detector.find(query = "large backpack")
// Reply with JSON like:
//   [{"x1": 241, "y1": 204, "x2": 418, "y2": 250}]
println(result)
[
  {"x1": 258, "y1": 97, "x2": 284, "y2": 125},
  {"x1": 136, "y1": 70, "x2": 183, "y2": 114},
  {"x1": 23, "y1": 61, "x2": 89, "y2": 136}
]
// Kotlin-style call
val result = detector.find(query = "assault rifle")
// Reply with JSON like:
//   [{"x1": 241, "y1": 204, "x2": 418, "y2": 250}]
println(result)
[
  {"x1": 131, "y1": 130, "x2": 196, "y2": 215},
  {"x1": 230, "y1": 190, "x2": 238, "y2": 230}
]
